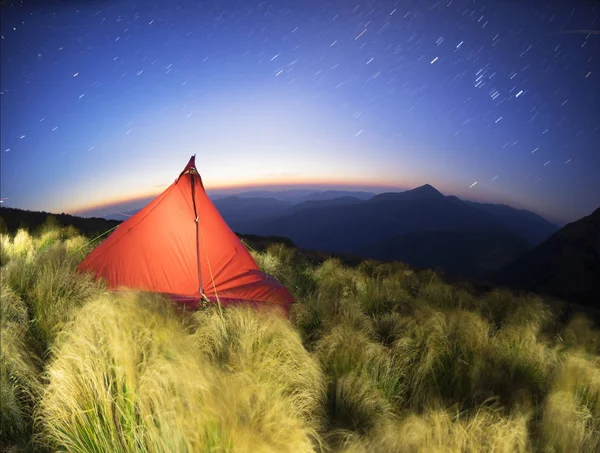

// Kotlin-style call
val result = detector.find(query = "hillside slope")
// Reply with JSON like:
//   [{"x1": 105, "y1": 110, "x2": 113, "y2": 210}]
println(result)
[
  {"x1": 493, "y1": 206, "x2": 600, "y2": 305},
  {"x1": 0, "y1": 207, "x2": 120, "y2": 237},
  {"x1": 360, "y1": 228, "x2": 529, "y2": 279},
  {"x1": 465, "y1": 201, "x2": 558, "y2": 246},
  {"x1": 212, "y1": 197, "x2": 293, "y2": 233},
  {"x1": 2, "y1": 222, "x2": 600, "y2": 452}
]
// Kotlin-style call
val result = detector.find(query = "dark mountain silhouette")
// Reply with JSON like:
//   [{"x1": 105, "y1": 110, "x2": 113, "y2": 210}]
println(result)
[
  {"x1": 465, "y1": 201, "x2": 558, "y2": 246},
  {"x1": 360, "y1": 229, "x2": 529, "y2": 279},
  {"x1": 298, "y1": 190, "x2": 375, "y2": 202},
  {"x1": 290, "y1": 196, "x2": 365, "y2": 213},
  {"x1": 251, "y1": 184, "x2": 559, "y2": 278},
  {"x1": 103, "y1": 190, "x2": 376, "y2": 221},
  {"x1": 104, "y1": 208, "x2": 141, "y2": 221},
  {"x1": 212, "y1": 189, "x2": 373, "y2": 204},
  {"x1": 210, "y1": 189, "x2": 318, "y2": 203},
  {"x1": 492, "y1": 207, "x2": 600, "y2": 306},
  {"x1": 258, "y1": 190, "x2": 503, "y2": 257},
  {"x1": 369, "y1": 184, "x2": 445, "y2": 203},
  {"x1": 211, "y1": 197, "x2": 292, "y2": 233},
  {"x1": 0, "y1": 207, "x2": 120, "y2": 237}
]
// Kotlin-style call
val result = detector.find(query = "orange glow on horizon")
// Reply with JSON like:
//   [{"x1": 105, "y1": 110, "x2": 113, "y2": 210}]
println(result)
[
  {"x1": 67, "y1": 173, "x2": 530, "y2": 219},
  {"x1": 69, "y1": 175, "x2": 411, "y2": 215}
]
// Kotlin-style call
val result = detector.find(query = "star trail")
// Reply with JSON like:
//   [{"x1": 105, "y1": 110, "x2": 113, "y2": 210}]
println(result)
[{"x1": 1, "y1": 0, "x2": 599, "y2": 223}]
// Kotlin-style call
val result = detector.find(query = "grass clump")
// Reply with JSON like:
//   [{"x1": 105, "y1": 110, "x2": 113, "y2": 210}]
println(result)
[
  {"x1": 487, "y1": 321, "x2": 560, "y2": 409},
  {"x1": 540, "y1": 354, "x2": 600, "y2": 453},
  {"x1": 342, "y1": 406, "x2": 531, "y2": 453},
  {"x1": 0, "y1": 278, "x2": 42, "y2": 448},
  {"x1": 192, "y1": 306, "x2": 326, "y2": 448},
  {"x1": 10, "y1": 229, "x2": 36, "y2": 261},
  {"x1": 389, "y1": 307, "x2": 493, "y2": 411},
  {"x1": 39, "y1": 294, "x2": 325, "y2": 453},
  {"x1": 562, "y1": 315, "x2": 600, "y2": 354},
  {"x1": 37, "y1": 292, "x2": 218, "y2": 452},
  {"x1": 317, "y1": 322, "x2": 405, "y2": 434},
  {"x1": 0, "y1": 233, "x2": 12, "y2": 266},
  {"x1": 28, "y1": 258, "x2": 105, "y2": 349}
]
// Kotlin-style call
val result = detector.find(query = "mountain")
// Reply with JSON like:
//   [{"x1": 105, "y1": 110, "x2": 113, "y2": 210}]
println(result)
[
  {"x1": 212, "y1": 197, "x2": 293, "y2": 233},
  {"x1": 253, "y1": 184, "x2": 561, "y2": 278},
  {"x1": 297, "y1": 190, "x2": 375, "y2": 202},
  {"x1": 492, "y1": 207, "x2": 600, "y2": 305},
  {"x1": 465, "y1": 201, "x2": 559, "y2": 246},
  {"x1": 212, "y1": 189, "x2": 377, "y2": 204},
  {"x1": 290, "y1": 196, "x2": 365, "y2": 213},
  {"x1": 209, "y1": 189, "x2": 321, "y2": 203},
  {"x1": 369, "y1": 184, "x2": 445, "y2": 203},
  {"x1": 104, "y1": 208, "x2": 141, "y2": 221},
  {"x1": 258, "y1": 188, "x2": 506, "y2": 258},
  {"x1": 360, "y1": 229, "x2": 529, "y2": 279}
]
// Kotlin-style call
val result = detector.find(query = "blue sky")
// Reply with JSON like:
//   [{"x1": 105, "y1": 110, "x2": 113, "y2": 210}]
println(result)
[{"x1": 1, "y1": 0, "x2": 599, "y2": 224}]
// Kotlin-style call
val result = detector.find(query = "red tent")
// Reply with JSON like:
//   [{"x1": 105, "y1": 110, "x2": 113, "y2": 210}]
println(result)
[{"x1": 78, "y1": 156, "x2": 294, "y2": 314}]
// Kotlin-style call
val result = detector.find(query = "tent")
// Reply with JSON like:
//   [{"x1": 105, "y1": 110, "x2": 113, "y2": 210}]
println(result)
[{"x1": 78, "y1": 155, "x2": 294, "y2": 314}]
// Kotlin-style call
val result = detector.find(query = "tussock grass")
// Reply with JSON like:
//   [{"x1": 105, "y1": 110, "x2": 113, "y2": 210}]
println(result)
[
  {"x1": 39, "y1": 294, "x2": 324, "y2": 453},
  {"x1": 3, "y1": 257, "x2": 38, "y2": 298},
  {"x1": 389, "y1": 307, "x2": 493, "y2": 410},
  {"x1": 2, "y1": 225, "x2": 600, "y2": 452},
  {"x1": 253, "y1": 244, "x2": 317, "y2": 298},
  {"x1": 64, "y1": 234, "x2": 92, "y2": 261},
  {"x1": 480, "y1": 288, "x2": 522, "y2": 326},
  {"x1": 488, "y1": 323, "x2": 560, "y2": 409},
  {"x1": 355, "y1": 276, "x2": 414, "y2": 316},
  {"x1": 342, "y1": 406, "x2": 531, "y2": 453},
  {"x1": 1, "y1": 323, "x2": 42, "y2": 443},
  {"x1": 11, "y1": 229, "x2": 36, "y2": 261},
  {"x1": 290, "y1": 294, "x2": 325, "y2": 349},
  {"x1": 1, "y1": 278, "x2": 42, "y2": 446},
  {"x1": 541, "y1": 354, "x2": 600, "y2": 453},
  {"x1": 191, "y1": 306, "x2": 326, "y2": 438},
  {"x1": 28, "y1": 258, "x2": 105, "y2": 349},
  {"x1": 34, "y1": 229, "x2": 61, "y2": 253},
  {"x1": 1, "y1": 276, "x2": 29, "y2": 325},
  {"x1": 37, "y1": 292, "x2": 217, "y2": 452},
  {"x1": 313, "y1": 259, "x2": 360, "y2": 303},
  {"x1": 317, "y1": 323, "x2": 405, "y2": 432},
  {"x1": 1, "y1": 233, "x2": 12, "y2": 266},
  {"x1": 563, "y1": 315, "x2": 600, "y2": 354}
]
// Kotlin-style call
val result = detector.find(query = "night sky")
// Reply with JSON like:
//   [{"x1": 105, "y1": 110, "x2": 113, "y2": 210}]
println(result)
[{"x1": 1, "y1": 0, "x2": 599, "y2": 224}]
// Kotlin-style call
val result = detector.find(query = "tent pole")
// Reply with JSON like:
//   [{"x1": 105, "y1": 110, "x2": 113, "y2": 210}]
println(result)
[{"x1": 190, "y1": 172, "x2": 206, "y2": 308}]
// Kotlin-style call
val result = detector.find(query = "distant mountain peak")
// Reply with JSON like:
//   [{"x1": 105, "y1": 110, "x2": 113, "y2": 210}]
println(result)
[
  {"x1": 413, "y1": 184, "x2": 444, "y2": 196},
  {"x1": 370, "y1": 183, "x2": 445, "y2": 203}
]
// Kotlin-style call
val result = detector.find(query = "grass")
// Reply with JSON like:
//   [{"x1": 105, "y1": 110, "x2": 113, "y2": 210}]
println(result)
[
  {"x1": 540, "y1": 354, "x2": 600, "y2": 452},
  {"x1": 1, "y1": 276, "x2": 42, "y2": 449},
  {"x1": 1, "y1": 226, "x2": 600, "y2": 452},
  {"x1": 340, "y1": 405, "x2": 531, "y2": 453}
]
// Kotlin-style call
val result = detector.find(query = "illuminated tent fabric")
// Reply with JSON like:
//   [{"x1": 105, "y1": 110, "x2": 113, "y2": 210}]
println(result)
[{"x1": 78, "y1": 155, "x2": 294, "y2": 314}]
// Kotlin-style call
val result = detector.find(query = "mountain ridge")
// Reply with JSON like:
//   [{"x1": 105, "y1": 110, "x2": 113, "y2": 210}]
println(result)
[
  {"x1": 492, "y1": 206, "x2": 600, "y2": 305},
  {"x1": 96, "y1": 184, "x2": 560, "y2": 279}
]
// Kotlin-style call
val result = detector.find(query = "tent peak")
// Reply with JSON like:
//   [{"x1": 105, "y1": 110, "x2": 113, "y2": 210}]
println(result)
[
  {"x1": 180, "y1": 155, "x2": 197, "y2": 175},
  {"x1": 178, "y1": 155, "x2": 204, "y2": 188}
]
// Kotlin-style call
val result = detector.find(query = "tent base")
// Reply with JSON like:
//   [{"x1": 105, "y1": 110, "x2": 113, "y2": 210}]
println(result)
[{"x1": 106, "y1": 289, "x2": 290, "y2": 317}]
